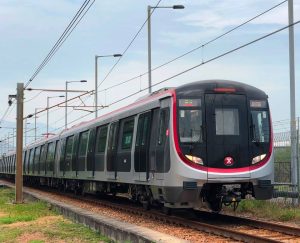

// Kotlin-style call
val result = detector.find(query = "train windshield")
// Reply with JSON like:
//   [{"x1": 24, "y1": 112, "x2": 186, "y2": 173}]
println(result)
[
  {"x1": 250, "y1": 100, "x2": 270, "y2": 143},
  {"x1": 251, "y1": 110, "x2": 270, "y2": 143},
  {"x1": 178, "y1": 99, "x2": 203, "y2": 143}
]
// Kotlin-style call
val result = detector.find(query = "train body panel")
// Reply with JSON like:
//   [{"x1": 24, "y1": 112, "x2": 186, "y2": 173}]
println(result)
[{"x1": 0, "y1": 80, "x2": 274, "y2": 211}]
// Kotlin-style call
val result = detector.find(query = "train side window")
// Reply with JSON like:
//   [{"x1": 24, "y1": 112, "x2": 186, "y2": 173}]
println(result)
[
  {"x1": 23, "y1": 151, "x2": 26, "y2": 174},
  {"x1": 13, "y1": 155, "x2": 16, "y2": 172},
  {"x1": 121, "y1": 118, "x2": 134, "y2": 150},
  {"x1": 96, "y1": 125, "x2": 108, "y2": 153},
  {"x1": 29, "y1": 149, "x2": 34, "y2": 173},
  {"x1": 78, "y1": 130, "x2": 89, "y2": 158},
  {"x1": 108, "y1": 122, "x2": 119, "y2": 150},
  {"x1": 40, "y1": 144, "x2": 48, "y2": 173},
  {"x1": 33, "y1": 146, "x2": 41, "y2": 173},
  {"x1": 65, "y1": 135, "x2": 74, "y2": 171},
  {"x1": 157, "y1": 108, "x2": 170, "y2": 145},
  {"x1": 46, "y1": 142, "x2": 55, "y2": 172}
]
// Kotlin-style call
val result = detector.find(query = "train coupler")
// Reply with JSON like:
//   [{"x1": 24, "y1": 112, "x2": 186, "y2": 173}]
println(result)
[{"x1": 221, "y1": 189, "x2": 241, "y2": 211}]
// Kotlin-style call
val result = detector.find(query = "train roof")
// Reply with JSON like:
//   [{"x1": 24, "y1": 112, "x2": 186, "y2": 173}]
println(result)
[{"x1": 175, "y1": 80, "x2": 268, "y2": 99}]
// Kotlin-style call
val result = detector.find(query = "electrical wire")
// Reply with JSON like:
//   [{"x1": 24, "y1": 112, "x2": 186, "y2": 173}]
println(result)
[
  {"x1": 95, "y1": 0, "x2": 288, "y2": 94},
  {"x1": 55, "y1": 19, "x2": 300, "y2": 132},
  {"x1": 25, "y1": 0, "x2": 284, "y2": 121},
  {"x1": 25, "y1": 0, "x2": 95, "y2": 88},
  {"x1": 96, "y1": 0, "x2": 163, "y2": 89},
  {"x1": 24, "y1": 91, "x2": 44, "y2": 103},
  {"x1": 0, "y1": 102, "x2": 15, "y2": 126}
]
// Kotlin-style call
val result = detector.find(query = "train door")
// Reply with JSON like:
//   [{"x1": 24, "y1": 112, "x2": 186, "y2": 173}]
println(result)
[
  {"x1": 106, "y1": 121, "x2": 119, "y2": 179},
  {"x1": 116, "y1": 117, "x2": 134, "y2": 176},
  {"x1": 154, "y1": 107, "x2": 170, "y2": 180},
  {"x1": 94, "y1": 125, "x2": 108, "y2": 174},
  {"x1": 205, "y1": 94, "x2": 250, "y2": 179},
  {"x1": 134, "y1": 111, "x2": 152, "y2": 181}
]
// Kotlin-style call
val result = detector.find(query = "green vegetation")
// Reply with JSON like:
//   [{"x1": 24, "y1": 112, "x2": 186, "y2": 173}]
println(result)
[
  {"x1": 274, "y1": 147, "x2": 291, "y2": 163},
  {"x1": 0, "y1": 188, "x2": 113, "y2": 243},
  {"x1": 237, "y1": 199, "x2": 300, "y2": 222}
]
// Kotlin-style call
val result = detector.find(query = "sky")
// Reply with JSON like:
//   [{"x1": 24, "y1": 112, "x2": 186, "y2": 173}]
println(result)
[{"x1": 0, "y1": 0, "x2": 299, "y2": 145}]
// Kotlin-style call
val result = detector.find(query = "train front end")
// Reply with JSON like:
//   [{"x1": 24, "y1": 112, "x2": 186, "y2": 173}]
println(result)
[{"x1": 173, "y1": 80, "x2": 274, "y2": 211}]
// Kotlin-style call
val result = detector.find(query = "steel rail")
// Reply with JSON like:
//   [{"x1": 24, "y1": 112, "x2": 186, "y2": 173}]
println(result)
[{"x1": 1, "y1": 180, "x2": 299, "y2": 243}]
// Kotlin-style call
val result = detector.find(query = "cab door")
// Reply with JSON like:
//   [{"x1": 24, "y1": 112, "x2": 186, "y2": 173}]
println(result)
[
  {"x1": 134, "y1": 111, "x2": 152, "y2": 181},
  {"x1": 205, "y1": 94, "x2": 250, "y2": 179}
]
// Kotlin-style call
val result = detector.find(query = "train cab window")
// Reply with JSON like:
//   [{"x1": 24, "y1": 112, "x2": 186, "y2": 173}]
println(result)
[
  {"x1": 158, "y1": 108, "x2": 170, "y2": 145},
  {"x1": 65, "y1": 136, "x2": 74, "y2": 171},
  {"x1": 121, "y1": 118, "x2": 134, "y2": 150},
  {"x1": 96, "y1": 125, "x2": 108, "y2": 153},
  {"x1": 215, "y1": 108, "x2": 239, "y2": 135},
  {"x1": 251, "y1": 110, "x2": 270, "y2": 143},
  {"x1": 78, "y1": 131, "x2": 89, "y2": 156},
  {"x1": 179, "y1": 110, "x2": 202, "y2": 143},
  {"x1": 178, "y1": 99, "x2": 202, "y2": 143}
]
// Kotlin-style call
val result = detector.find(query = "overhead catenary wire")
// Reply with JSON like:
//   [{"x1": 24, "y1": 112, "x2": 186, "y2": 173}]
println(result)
[
  {"x1": 25, "y1": 0, "x2": 95, "y2": 88},
  {"x1": 44, "y1": 0, "x2": 162, "y2": 121},
  {"x1": 47, "y1": 19, "x2": 300, "y2": 135},
  {"x1": 22, "y1": 0, "x2": 286, "y2": 123},
  {"x1": 94, "y1": 0, "x2": 289, "y2": 94},
  {"x1": 96, "y1": 0, "x2": 163, "y2": 89},
  {"x1": 0, "y1": 102, "x2": 16, "y2": 126}
]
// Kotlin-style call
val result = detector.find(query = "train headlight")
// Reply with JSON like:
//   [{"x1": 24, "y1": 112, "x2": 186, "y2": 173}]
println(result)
[
  {"x1": 251, "y1": 154, "x2": 266, "y2": 164},
  {"x1": 185, "y1": 155, "x2": 203, "y2": 165}
]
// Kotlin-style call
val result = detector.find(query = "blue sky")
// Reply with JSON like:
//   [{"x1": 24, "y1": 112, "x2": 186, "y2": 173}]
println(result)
[{"x1": 0, "y1": 0, "x2": 299, "y2": 144}]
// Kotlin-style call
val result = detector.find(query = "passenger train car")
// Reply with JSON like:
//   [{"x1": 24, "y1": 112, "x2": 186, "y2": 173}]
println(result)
[{"x1": 0, "y1": 80, "x2": 274, "y2": 212}]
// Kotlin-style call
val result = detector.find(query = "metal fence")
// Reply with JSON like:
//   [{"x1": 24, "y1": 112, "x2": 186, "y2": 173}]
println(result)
[{"x1": 272, "y1": 118, "x2": 300, "y2": 205}]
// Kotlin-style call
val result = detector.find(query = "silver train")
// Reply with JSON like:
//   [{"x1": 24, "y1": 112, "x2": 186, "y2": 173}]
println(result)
[{"x1": 0, "y1": 80, "x2": 274, "y2": 212}]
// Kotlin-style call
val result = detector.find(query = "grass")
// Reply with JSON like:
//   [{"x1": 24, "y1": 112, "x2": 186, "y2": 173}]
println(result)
[
  {"x1": 274, "y1": 147, "x2": 291, "y2": 163},
  {"x1": 0, "y1": 188, "x2": 113, "y2": 243},
  {"x1": 237, "y1": 199, "x2": 300, "y2": 222}
]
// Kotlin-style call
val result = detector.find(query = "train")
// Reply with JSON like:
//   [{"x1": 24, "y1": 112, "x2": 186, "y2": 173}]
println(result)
[{"x1": 0, "y1": 80, "x2": 274, "y2": 212}]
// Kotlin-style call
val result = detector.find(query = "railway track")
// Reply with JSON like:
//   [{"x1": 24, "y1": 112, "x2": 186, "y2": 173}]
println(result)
[
  {"x1": 50, "y1": 190, "x2": 300, "y2": 243},
  {"x1": 1, "y1": 181, "x2": 300, "y2": 243}
]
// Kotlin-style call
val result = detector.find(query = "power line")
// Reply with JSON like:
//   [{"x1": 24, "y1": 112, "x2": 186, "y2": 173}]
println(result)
[
  {"x1": 24, "y1": 0, "x2": 162, "y2": 124},
  {"x1": 24, "y1": 0, "x2": 284, "y2": 121},
  {"x1": 96, "y1": 0, "x2": 163, "y2": 89},
  {"x1": 95, "y1": 0, "x2": 288, "y2": 95},
  {"x1": 57, "y1": 19, "x2": 300, "y2": 131},
  {"x1": 25, "y1": 0, "x2": 95, "y2": 88},
  {"x1": 0, "y1": 103, "x2": 15, "y2": 126}
]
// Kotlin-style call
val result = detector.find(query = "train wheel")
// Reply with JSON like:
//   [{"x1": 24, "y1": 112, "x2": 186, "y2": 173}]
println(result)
[
  {"x1": 163, "y1": 206, "x2": 172, "y2": 215},
  {"x1": 208, "y1": 199, "x2": 222, "y2": 213},
  {"x1": 142, "y1": 201, "x2": 151, "y2": 210}
]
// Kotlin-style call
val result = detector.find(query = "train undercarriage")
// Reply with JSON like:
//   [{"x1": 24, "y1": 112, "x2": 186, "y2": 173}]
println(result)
[{"x1": 1, "y1": 173, "x2": 273, "y2": 213}]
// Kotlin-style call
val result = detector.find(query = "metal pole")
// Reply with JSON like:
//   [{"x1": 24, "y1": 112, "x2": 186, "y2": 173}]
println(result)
[
  {"x1": 147, "y1": 6, "x2": 152, "y2": 94},
  {"x1": 65, "y1": 82, "x2": 68, "y2": 129},
  {"x1": 47, "y1": 97, "x2": 49, "y2": 136},
  {"x1": 95, "y1": 56, "x2": 98, "y2": 118},
  {"x1": 297, "y1": 117, "x2": 300, "y2": 198},
  {"x1": 16, "y1": 82, "x2": 24, "y2": 203},
  {"x1": 288, "y1": 0, "x2": 298, "y2": 205}
]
